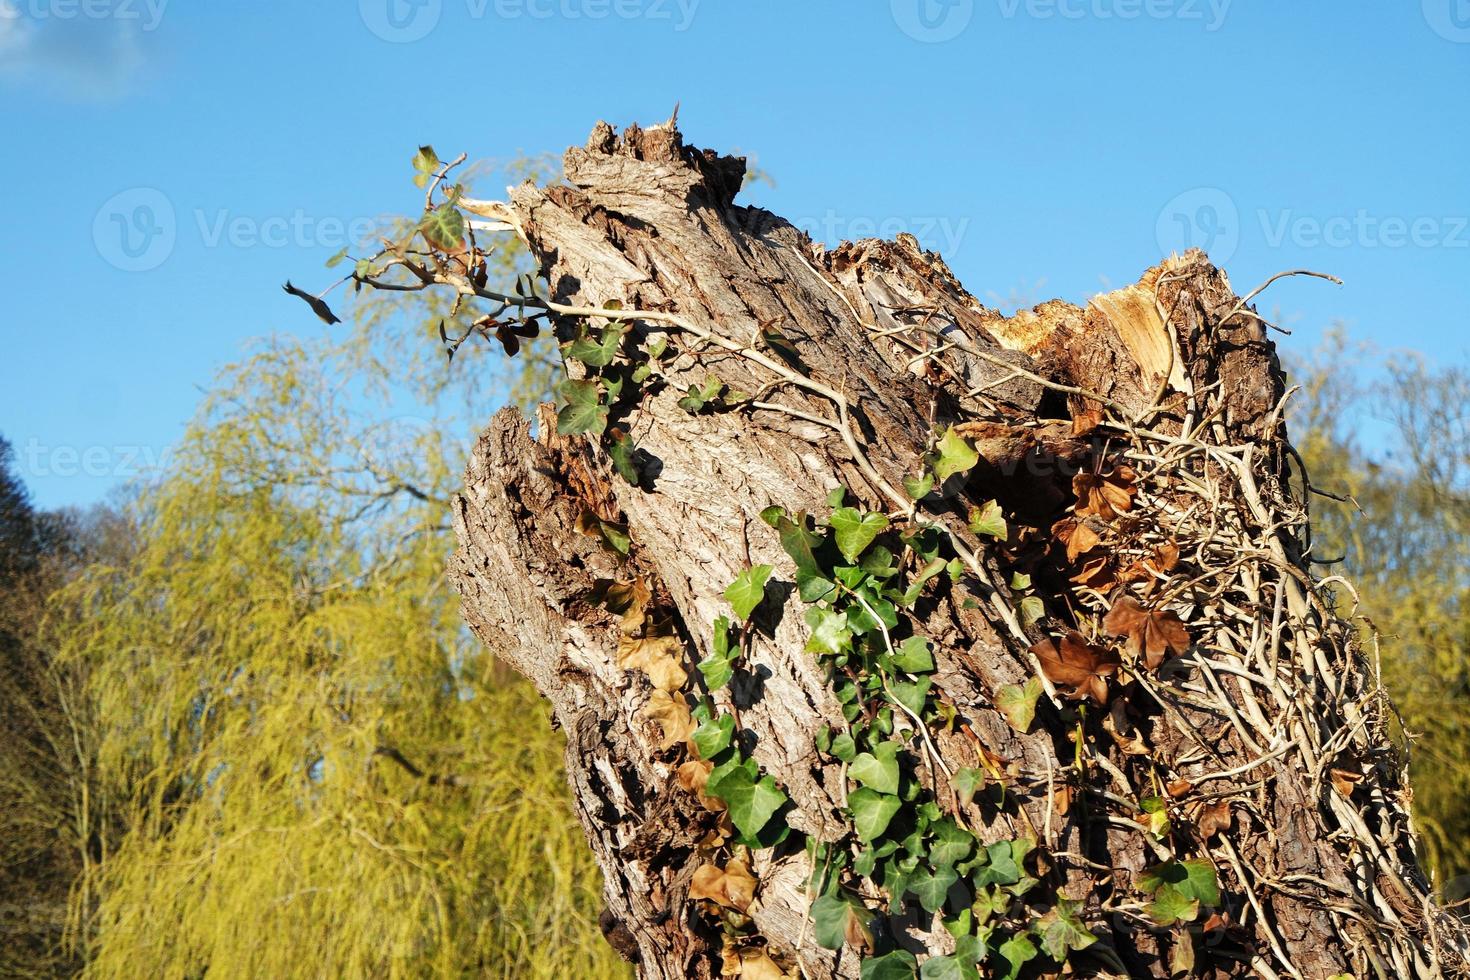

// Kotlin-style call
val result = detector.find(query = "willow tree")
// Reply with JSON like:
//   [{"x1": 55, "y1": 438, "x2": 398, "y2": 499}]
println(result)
[
  {"x1": 291, "y1": 120, "x2": 1470, "y2": 979},
  {"x1": 58, "y1": 336, "x2": 626, "y2": 979},
  {"x1": 1291, "y1": 335, "x2": 1470, "y2": 884}
]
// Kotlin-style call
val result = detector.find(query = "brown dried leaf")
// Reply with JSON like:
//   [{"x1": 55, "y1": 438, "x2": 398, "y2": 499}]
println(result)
[
  {"x1": 690, "y1": 856, "x2": 758, "y2": 912},
  {"x1": 1069, "y1": 552, "x2": 1117, "y2": 590},
  {"x1": 1169, "y1": 927, "x2": 1196, "y2": 976},
  {"x1": 642, "y1": 689, "x2": 695, "y2": 749},
  {"x1": 1072, "y1": 404, "x2": 1104, "y2": 437},
  {"x1": 1032, "y1": 630, "x2": 1120, "y2": 706},
  {"x1": 1073, "y1": 465, "x2": 1137, "y2": 520},
  {"x1": 677, "y1": 758, "x2": 728, "y2": 813},
  {"x1": 588, "y1": 576, "x2": 652, "y2": 634},
  {"x1": 617, "y1": 633, "x2": 688, "y2": 692},
  {"x1": 1120, "y1": 541, "x2": 1181, "y2": 595},
  {"x1": 1330, "y1": 767, "x2": 1362, "y2": 797},
  {"x1": 1156, "y1": 540, "x2": 1180, "y2": 572},
  {"x1": 1052, "y1": 517, "x2": 1103, "y2": 563},
  {"x1": 1166, "y1": 778, "x2": 1194, "y2": 798},
  {"x1": 698, "y1": 811, "x2": 735, "y2": 850},
  {"x1": 734, "y1": 950, "x2": 793, "y2": 980},
  {"x1": 1103, "y1": 596, "x2": 1191, "y2": 670},
  {"x1": 1104, "y1": 701, "x2": 1151, "y2": 755},
  {"x1": 1052, "y1": 783, "x2": 1074, "y2": 816},
  {"x1": 1196, "y1": 800, "x2": 1231, "y2": 839}
]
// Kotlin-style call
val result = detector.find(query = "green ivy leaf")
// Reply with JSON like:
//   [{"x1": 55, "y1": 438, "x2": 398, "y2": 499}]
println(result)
[
  {"x1": 678, "y1": 375, "x2": 726, "y2": 413},
  {"x1": 888, "y1": 676, "x2": 932, "y2": 717},
  {"x1": 891, "y1": 635, "x2": 935, "y2": 674},
  {"x1": 811, "y1": 892, "x2": 874, "y2": 950},
  {"x1": 418, "y1": 203, "x2": 464, "y2": 250},
  {"x1": 698, "y1": 616, "x2": 736, "y2": 690},
  {"x1": 595, "y1": 519, "x2": 629, "y2": 556},
  {"x1": 566, "y1": 324, "x2": 625, "y2": 367},
  {"x1": 805, "y1": 606, "x2": 851, "y2": 656},
  {"x1": 861, "y1": 545, "x2": 900, "y2": 580},
  {"x1": 699, "y1": 657, "x2": 733, "y2": 689},
  {"x1": 607, "y1": 429, "x2": 639, "y2": 485},
  {"x1": 901, "y1": 524, "x2": 944, "y2": 562},
  {"x1": 815, "y1": 725, "x2": 832, "y2": 755},
  {"x1": 927, "y1": 818, "x2": 975, "y2": 869},
  {"x1": 412, "y1": 144, "x2": 440, "y2": 173},
  {"x1": 974, "y1": 840, "x2": 1022, "y2": 887},
  {"x1": 1138, "y1": 859, "x2": 1220, "y2": 906},
  {"x1": 1019, "y1": 595, "x2": 1046, "y2": 627},
  {"x1": 849, "y1": 741, "x2": 901, "y2": 795},
  {"x1": 972, "y1": 885, "x2": 1009, "y2": 924},
  {"x1": 691, "y1": 713, "x2": 735, "y2": 760},
  {"x1": 952, "y1": 768, "x2": 985, "y2": 808},
  {"x1": 848, "y1": 788, "x2": 902, "y2": 843},
  {"x1": 911, "y1": 865, "x2": 959, "y2": 914},
  {"x1": 932, "y1": 427, "x2": 979, "y2": 483},
  {"x1": 724, "y1": 565, "x2": 773, "y2": 621},
  {"x1": 798, "y1": 566, "x2": 838, "y2": 604},
  {"x1": 994, "y1": 677, "x2": 1042, "y2": 733},
  {"x1": 1145, "y1": 886, "x2": 1200, "y2": 927},
  {"x1": 953, "y1": 934, "x2": 987, "y2": 967},
  {"x1": 759, "y1": 324, "x2": 809, "y2": 375},
  {"x1": 919, "y1": 952, "x2": 979, "y2": 980},
  {"x1": 895, "y1": 558, "x2": 946, "y2": 607},
  {"x1": 847, "y1": 588, "x2": 898, "y2": 635},
  {"x1": 705, "y1": 761, "x2": 786, "y2": 840},
  {"x1": 556, "y1": 379, "x2": 607, "y2": 436},
  {"x1": 1035, "y1": 898, "x2": 1097, "y2": 962},
  {"x1": 829, "y1": 731, "x2": 857, "y2": 763},
  {"x1": 968, "y1": 500, "x2": 1008, "y2": 539},
  {"x1": 771, "y1": 510, "x2": 824, "y2": 576},
  {"x1": 861, "y1": 949, "x2": 917, "y2": 980},
  {"x1": 830, "y1": 507, "x2": 889, "y2": 563},
  {"x1": 903, "y1": 472, "x2": 936, "y2": 501},
  {"x1": 1006, "y1": 876, "x2": 1039, "y2": 898},
  {"x1": 996, "y1": 934, "x2": 1038, "y2": 980}
]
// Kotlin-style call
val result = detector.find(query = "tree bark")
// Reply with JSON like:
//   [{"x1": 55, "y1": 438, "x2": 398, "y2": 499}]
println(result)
[{"x1": 447, "y1": 118, "x2": 1470, "y2": 979}]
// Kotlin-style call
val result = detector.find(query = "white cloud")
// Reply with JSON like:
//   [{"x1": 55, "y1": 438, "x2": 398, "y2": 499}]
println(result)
[{"x1": 0, "y1": 2, "x2": 161, "y2": 101}]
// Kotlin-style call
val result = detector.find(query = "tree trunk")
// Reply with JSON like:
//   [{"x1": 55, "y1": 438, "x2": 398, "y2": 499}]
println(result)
[{"x1": 447, "y1": 118, "x2": 1470, "y2": 979}]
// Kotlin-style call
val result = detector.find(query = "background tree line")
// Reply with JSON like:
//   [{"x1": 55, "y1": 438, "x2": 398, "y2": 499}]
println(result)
[{"x1": 1, "y1": 220, "x2": 1465, "y2": 975}]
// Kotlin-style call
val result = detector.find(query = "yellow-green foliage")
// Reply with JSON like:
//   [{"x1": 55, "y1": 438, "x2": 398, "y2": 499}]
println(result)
[
  {"x1": 1292, "y1": 331, "x2": 1470, "y2": 887},
  {"x1": 59, "y1": 338, "x2": 626, "y2": 979}
]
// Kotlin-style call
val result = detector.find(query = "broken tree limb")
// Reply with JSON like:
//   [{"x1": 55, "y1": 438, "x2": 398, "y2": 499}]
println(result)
[{"x1": 441, "y1": 119, "x2": 1470, "y2": 979}]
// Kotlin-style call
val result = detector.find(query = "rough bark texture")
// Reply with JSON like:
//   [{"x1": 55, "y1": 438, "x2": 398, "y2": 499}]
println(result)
[{"x1": 448, "y1": 119, "x2": 1470, "y2": 979}]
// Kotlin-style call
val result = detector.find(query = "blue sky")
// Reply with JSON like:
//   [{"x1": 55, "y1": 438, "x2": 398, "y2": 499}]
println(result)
[{"x1": 1, "y1": 0, "x2": 1466, "y2": 508}]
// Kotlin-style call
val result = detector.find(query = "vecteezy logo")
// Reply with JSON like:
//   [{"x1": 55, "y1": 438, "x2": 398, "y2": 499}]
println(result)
[
  {"x1": 1424, "y1": 0, "x2": 1470, "y2": 42},
  {"x1": 891, "y1": 0, "x2": 974, "y2": 42},
  {"x1": 93, "y1": 188, "x2": 176, "y2": 272},
  {"x1": 359, "y1": 0, "x2": 441, "y2": 42},
  {"x1": 1156, "y1": 187, "x2": 1240, "y2": 265}
]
